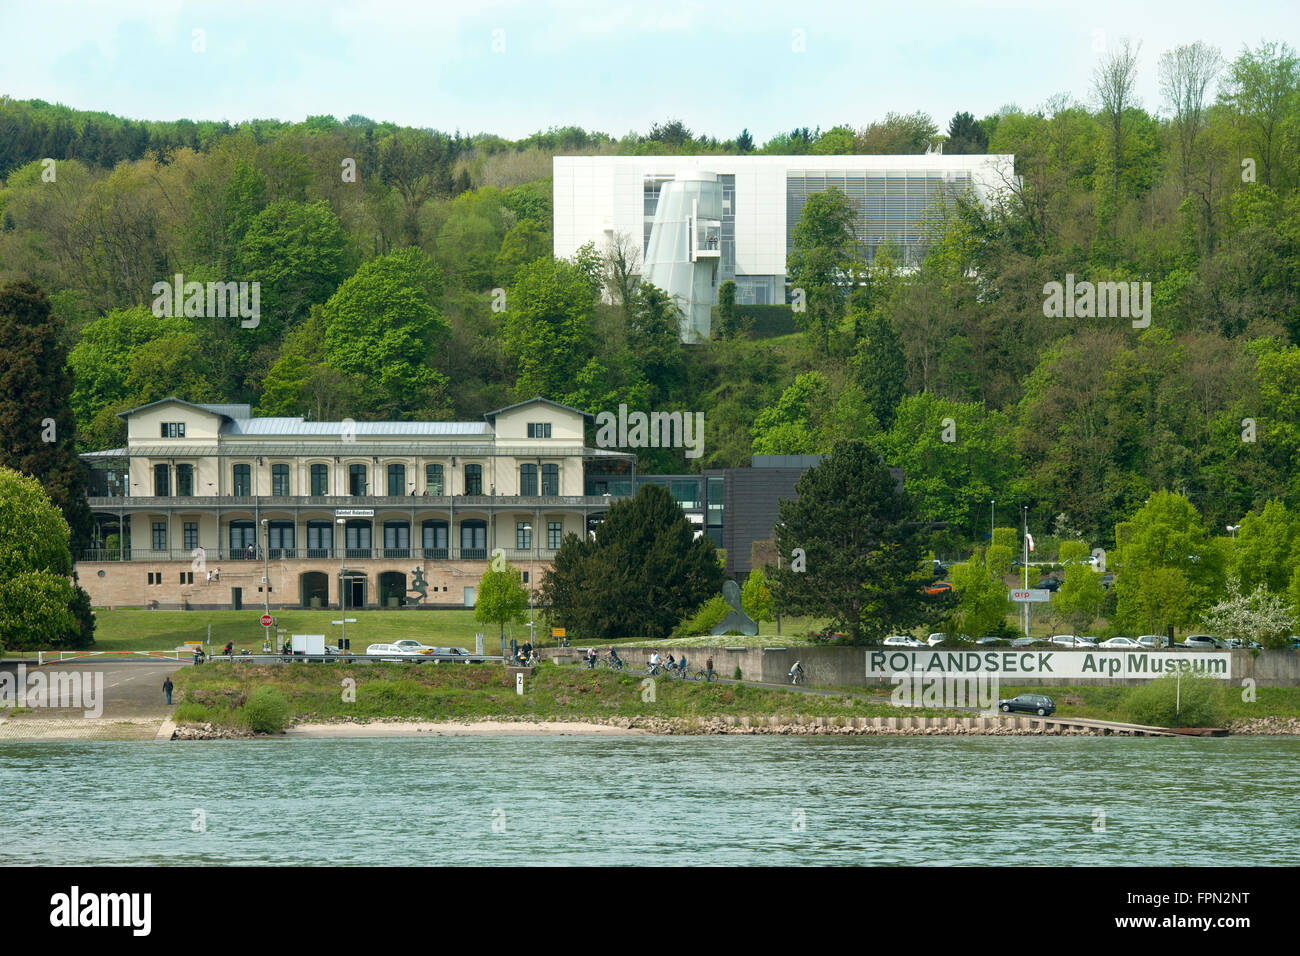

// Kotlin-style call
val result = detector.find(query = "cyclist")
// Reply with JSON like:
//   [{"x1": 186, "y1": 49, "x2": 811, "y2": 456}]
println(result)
[
  {"x1": 585, "y1": 647, "x2": 597, "y2": 669},
  {"x1": 648, "y1": 651, "x2": 661, "y2": 675},
  {"x1": 789, "y1": 661, "x2": 805, "y2": 685},
  {"x1": 665, "y1": 652, "x2": 676, "y2": 675},
  {"x1": 679, "y1": 653, "x2": 688, "y2": 677},
  {"x1": 609, "y1": 647, "x2": 622, "y2": 669}
]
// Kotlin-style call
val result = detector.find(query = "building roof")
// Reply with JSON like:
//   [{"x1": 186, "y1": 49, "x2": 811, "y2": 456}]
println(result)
[
  {"x1": 116, "y1": 397, "x2": 236, "y2": 420},
  {"x1": 222, "y1": 418, "x2": 489, "y2": 437},
  {"x1": 483, "y1": 397, "x2": 594, "y2": 424}
]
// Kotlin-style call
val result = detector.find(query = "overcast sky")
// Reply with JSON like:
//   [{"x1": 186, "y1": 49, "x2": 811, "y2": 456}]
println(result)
[{"x1": 1, "y1": 0, "x2": 1296, "y2": 141}]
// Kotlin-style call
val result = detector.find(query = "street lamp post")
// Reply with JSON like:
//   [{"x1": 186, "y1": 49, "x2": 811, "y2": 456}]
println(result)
[
  {"x1": 521, "y1": 522, "x2": 535, "y2": 647},
  {"x1": 991, "y1": 500, "x2": 995, "y2": 542},
  {"x1": 260, "y1": 518, "x2": 271, "y2": 650},
  {"x1": 337, "y1": 518, "x2": 347, "y2": 651}
]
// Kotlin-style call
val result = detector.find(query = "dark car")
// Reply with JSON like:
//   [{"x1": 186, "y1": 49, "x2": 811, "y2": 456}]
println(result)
[
  {"x1": 1036, "y1": 576, "x2": 1062, "y2": 592},
  {"x1": 998, "y1": 693, "x2": 1056, "y2": 716}
]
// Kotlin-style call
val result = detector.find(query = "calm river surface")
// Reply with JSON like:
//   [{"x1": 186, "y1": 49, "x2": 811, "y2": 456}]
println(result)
[{"x1": 3, "y1": 735, "x2": 1296, "y2": 865}]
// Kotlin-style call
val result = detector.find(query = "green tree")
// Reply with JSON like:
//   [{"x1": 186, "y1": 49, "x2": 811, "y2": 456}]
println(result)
[
  {"x1": 1052, "y1": 563, "x2": 1106, "y2": 633},
  {"x1": 1114, "y1": 491, "x2": 1224, "y2": 634},
  {"x1": 540, "y1": 484, "x2": 723, "y2": 640},
  {"x1": 715, "y1": 279, "x2": 738, "y2": 339},
  {"x1": 494, "y1": 217, "x2": 551, "y2": 287},
  {"x1": 320, "y1": 247, "x2": 450, "y2": 418},
  {"x1": 0, "y1": 280, "x2": 93, "y2": 554},
  {"x1": 948, "y1": 556, "x2": 1013, "y2": 639},
  {"x1": 1221, "y1": 41, "x2": 1300, "y2": 188},
  {"x1": 769, "y1": 439, "x2": 954, "y2": 643},
  {"x1": 945, "y1": 111, "x2": 989, "y2": 154},
  {"x1": 1231, "y1": 499, "x2": 1299, "y2": 594},
  {"x1": 854, "y1": 312, "x2": 906, "y2": 428},
  {"x1": 238, "y1": 198, "x2": 352, "y2": 332},
  {"x1": 503, "y1": 256, "x2": 597, "y2": 401},
  {"x1": 786, "y1": 186, "x2": 860, "y2": 355},
  {"x1": 741, "y1": 566, "x2": 774, "y2": 623},
  {"x1": 751, "y1": 372, "x2": 830, "y2": 455},
  {"x1": 475, "y1": 561, "x2": 530, "y2": 645},
  {"x1": 0, "y1": 466, "x2": 94, "y2": 650}
]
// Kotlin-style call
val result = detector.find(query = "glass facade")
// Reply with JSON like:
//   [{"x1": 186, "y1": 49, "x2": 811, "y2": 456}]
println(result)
[{"x1": 785, "y1": 169, "x2": 974, "y2": 269}]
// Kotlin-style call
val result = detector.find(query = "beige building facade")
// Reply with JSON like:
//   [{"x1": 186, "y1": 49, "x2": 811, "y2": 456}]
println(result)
[{"x1": 78, "y1": 397, "x2": 634, "y2": 611}]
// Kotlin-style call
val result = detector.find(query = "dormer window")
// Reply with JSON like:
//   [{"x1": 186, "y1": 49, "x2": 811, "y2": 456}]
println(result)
[
  {"x1": 161, "y1": 422, "x2": 186, "y2": 438},
  {"x1": 527, "y1": 423, "x2": 552, "y2": 438}
]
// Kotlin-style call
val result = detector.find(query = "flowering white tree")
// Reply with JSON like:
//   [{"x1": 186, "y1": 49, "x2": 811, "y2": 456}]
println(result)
[{"x1": 1199, "y1": 577, "x2": 1295, "y2": 648}]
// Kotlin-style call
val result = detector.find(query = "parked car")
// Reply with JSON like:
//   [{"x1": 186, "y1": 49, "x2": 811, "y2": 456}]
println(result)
[
  {"x1": 1137, "y1": 635, "x2": 1167, "y2": 648},
  {"x1": 998, "y1": 693, "x2": 1056, "y2": 716},
  {"x1": 1100, "y1": 572, "x2": 1116, "y2": 589},
  {"x1": 1036, "y1": 576, "x2": 1062, "y2": 592},
  {"x1": 1010, "y1": 637, "x2": 1037, "y2": 647},
  {"x1": 1075, "y1": 636, "x2": 1099, "y2": 647},
  {"x1": 976, "y1": 636, "x2": 1008, "y2": 646},
  {"x1": 434, "y1": 646, "x2": 483, "y2": 662},
  {"x1": 366, "y1": 643, "x2": 424, "y2": 660},
  {"x1": 1223, "y1": 638, "x2": 1263, "y2": 649},
  {"x1": 1180, "y1": 634, "x2": 1227, "y2": 649},
  {"x1": 926, "y1": 633, "x2": 948, "y2": 646},
  {"x1": 924, "y1": 582, "x2": 953, "y2": 595},
  {"x1": 1050, "y1": 634, "x2": 1082, "y2": 648},
  {"x1": 393, "y1": 639, "x2": 437, "y2": 654},
  {"x1": 1099, "y1": 636, "x2": 1141, "y2": 649},
  {"x1": 883, "y1": 635, "x2": 926, "y2": 648}
]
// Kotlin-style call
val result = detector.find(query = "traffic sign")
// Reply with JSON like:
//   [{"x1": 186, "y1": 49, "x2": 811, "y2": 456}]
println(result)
[
  {"x1": 1010, "y1": 589, "x2": 1050, "y2": 603},
  {"x1": 260, "y1": 613, "x2": 273, "y2": 627}
]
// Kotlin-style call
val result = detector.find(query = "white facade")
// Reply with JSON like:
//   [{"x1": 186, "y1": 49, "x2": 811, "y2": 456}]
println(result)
[{"x1": 554, "y1": 153, "x2": 1015, "y2": 309}]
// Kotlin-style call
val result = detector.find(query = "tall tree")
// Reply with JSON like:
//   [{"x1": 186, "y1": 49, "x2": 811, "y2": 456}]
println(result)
[
  {"x1": 1221, "y1": 41, "x2": 1300, "y2": 188},
  {"x1": 541, "y1": 484, "x2": 724, "y2": 640},
  {"x1": 769, "y1": 439, "x2": 954, "y2": 643},
  {"x1": 1092, "y1": 37, "x2": 1142, "y2": 236},
  {"x1": 1158, "y1": 41, "x2": 1224, "y2": 193},
  {"x1": 0, "y1": 280, "x2": 93, "y2": 554},
  {"x1": 946, "y1": 111, "x2": 989, "y2": 154},
  {"x1": 786, "y1": 186, "x2": 860, "y2": 355},
  {"x1": 0, "y1": 466, "x2": 94, "y2": 650}
]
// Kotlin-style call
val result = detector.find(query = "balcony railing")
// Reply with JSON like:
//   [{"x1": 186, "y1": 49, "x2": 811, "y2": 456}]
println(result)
[
  {"x1": 80, "y1": 547, "x2": 559, "y2": 563},
  {"x1": 87, "y1": 494, "x2": 617, "y2": 509}
]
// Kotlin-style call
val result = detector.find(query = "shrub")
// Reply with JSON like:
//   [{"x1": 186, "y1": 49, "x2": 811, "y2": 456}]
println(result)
[
  {"x1": 733, "y1": 666, "x2": 743, "y2": 680},
  {"x1": 670, "y1": 595, "x2": 729, "y2": 639},
  {"x1": 1122, "y1": 673, "x2": 1227, "y2": 728},
  {"x1": 240, "y1": 687, "x2": 291, "y2": 734}
]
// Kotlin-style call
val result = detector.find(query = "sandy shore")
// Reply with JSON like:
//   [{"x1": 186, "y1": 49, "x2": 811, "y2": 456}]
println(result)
[{"x1": 286, "y1": 719, "x2": 651, "y2": 738}]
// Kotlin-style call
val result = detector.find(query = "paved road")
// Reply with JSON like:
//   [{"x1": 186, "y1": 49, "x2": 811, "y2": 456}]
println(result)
[{"x1": 0, "y1": 659, "x2": 182, "y2": 721}]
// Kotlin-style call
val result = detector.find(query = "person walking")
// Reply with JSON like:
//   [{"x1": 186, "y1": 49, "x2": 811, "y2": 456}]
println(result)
[
  {"x1": 163, "y1": 675, "x2": 174, "y2": 705},
  {"x1": 706, "y1": 655, "x2": 714, "y2": 683}
]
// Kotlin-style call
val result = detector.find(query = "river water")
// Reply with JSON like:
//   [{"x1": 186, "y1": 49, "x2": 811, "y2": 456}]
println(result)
[{"x1": 3, "y1": 735, "x2": 1296, "y2": 865}]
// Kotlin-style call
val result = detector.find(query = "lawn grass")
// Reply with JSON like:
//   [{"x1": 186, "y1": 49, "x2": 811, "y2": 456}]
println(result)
[
  {"x1": 85, "y1": 608, "x2": 493, "y2": 653},
  {"x1": 82, "y1": 609, "x2": 837, "y2": 654},
  {"x1": 170, "y1": 659, "x2": 950, "y2": 728}
]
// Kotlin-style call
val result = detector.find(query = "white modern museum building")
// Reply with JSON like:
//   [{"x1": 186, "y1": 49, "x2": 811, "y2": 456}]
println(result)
[{"x1": 553, "y1": 153, "x2": 1014, "y2": 341}]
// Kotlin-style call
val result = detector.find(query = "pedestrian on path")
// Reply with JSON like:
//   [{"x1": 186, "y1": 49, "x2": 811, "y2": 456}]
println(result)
[
  {"x1": 706, "y1": 656, "x2": 714, "y2": 683},
  {"x1": 163, "y1": 676, "x2": 174, "y2": 704}
]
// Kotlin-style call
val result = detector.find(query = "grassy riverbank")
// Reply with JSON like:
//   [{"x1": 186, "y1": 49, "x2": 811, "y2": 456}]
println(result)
[
  {"x1": 1000, "y1": 684, "x2": 1300, "y2": 722},
  {"x1": 170, "y1": 660, "x2": 946, "y2": 730}
]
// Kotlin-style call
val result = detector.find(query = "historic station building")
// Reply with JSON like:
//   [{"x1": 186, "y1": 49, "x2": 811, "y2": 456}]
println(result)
[{"x1": 77, "y1": 396, "x2": 636, "y2": 611}]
